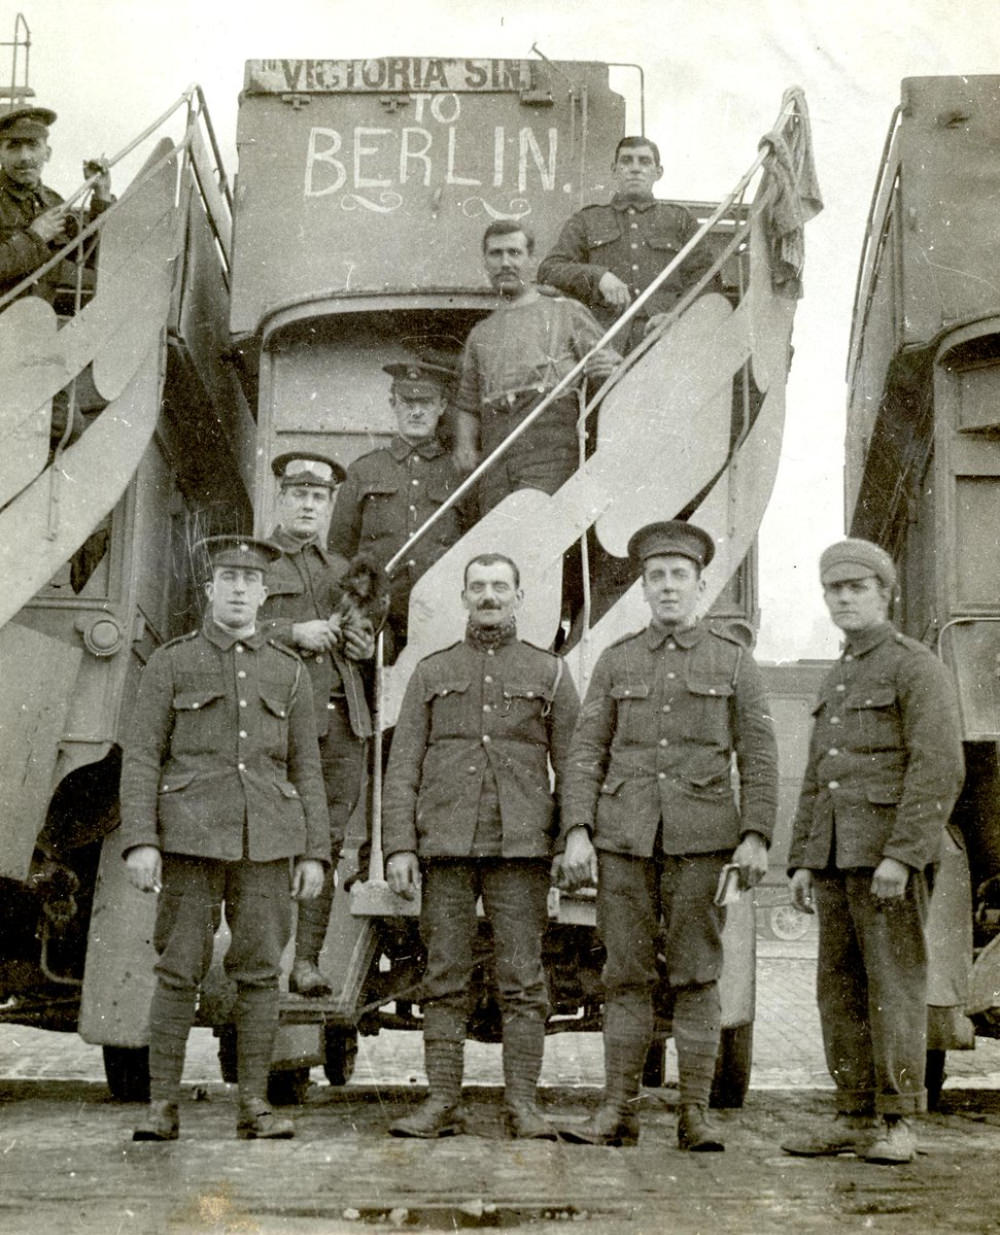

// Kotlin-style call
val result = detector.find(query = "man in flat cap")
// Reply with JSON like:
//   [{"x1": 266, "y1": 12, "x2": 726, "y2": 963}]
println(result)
[
  {"x1": 328, "y1": 358, "x2": 467, "y2": 657},
  {"x1": 537, "y1": 136, "x2": 719, "y2": 353},
  {"x1": 781, "y1": 538, "x2": 964, "y2": 1165},
  {"x1": 259, "y1": 453, "x2": 377, "y2": 996},
  {"x1": 558, "y1": 520, "x2": 777, "y2": 1151},
  {"x1": 0, "y1": 105, "x2": 112, "y2": 302},
  {"x1": 121, "y1": 536, "x2": 330, "y2": 1141},
  {"x1": 382, "y1": 551, "x2": 579, "y2": 1140},
  {"x1": 452, "y1": 220, "x2": 619, "y2": 514}
]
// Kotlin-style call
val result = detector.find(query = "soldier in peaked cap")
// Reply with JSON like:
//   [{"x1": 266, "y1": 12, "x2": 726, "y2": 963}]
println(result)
[
  {"x1": 259, "y1": 451, "x2": 379, "y2": 998},
  {"x1": 121, "y1": 534, "x2": 330, "y2": 1142},
  {"x1": 328, "y1": 356, "x2": 468, "y2": 658},
  {"x1": 558, "y1": 520, "x2": 777, "y2": 1152},
  {"x1": 0, "y1": 104, "x2": 113, "y2": 302},
  {"x1": 781, "y1": 538, "x2": 964, "y2": 1165}
]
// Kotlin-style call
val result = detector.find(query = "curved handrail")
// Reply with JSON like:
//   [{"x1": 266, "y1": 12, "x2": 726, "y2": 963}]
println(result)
[
  {"x1": 0, "y1": 84, "x2": 230, "y2": 314},
  {"x1": 845, "y1": 104, "x2": 901, "y2": 384},
  {"x1": 382, "y1": 91, "x2": 802, "y2": 579}
]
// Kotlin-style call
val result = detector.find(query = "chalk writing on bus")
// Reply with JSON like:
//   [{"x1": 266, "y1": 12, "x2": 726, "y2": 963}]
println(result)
[{"x1": 247, "y1": 59, "x2": 540, "y2": 95}]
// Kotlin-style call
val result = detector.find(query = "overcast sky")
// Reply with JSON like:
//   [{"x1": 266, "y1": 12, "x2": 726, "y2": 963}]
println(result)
[{"x1": 18, "y1": 0, "x2": 1000, "y2": 660}]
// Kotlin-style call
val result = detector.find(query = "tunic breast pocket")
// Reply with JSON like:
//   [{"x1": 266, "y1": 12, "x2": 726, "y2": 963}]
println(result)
[
  {"x1": 171, "y1": 688, "x2": 225, "y2": 752},
  {"x1": 259, "y1": 684, "x2": 292, "y2": 751},
  {"x1": 609, "y1": 681, "x2": 651, "y2": 743},
  {"x1": 845, "y1": 685, "x2": 900, "y2": 753},
  {"x1": 425, "y1": 677, "x2": 472, "y2": 739},
  {"x1": 360, "y1": 483, "x2": 400, "y2": 541},
  {"x1": 500, "y1": 679, "x2": 551, "y2": 736},
  {"x1": 686, "y1": 679, "x2": 735, "y2": 745}
]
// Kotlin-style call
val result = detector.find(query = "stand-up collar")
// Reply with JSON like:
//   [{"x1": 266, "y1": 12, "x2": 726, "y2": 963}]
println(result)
[
  {"x1": 202, "y1": 616, "x2": 265, "y2": 651},
  {"x1": 268, "y1": 525, "x2": 334, "y2": 562},
  {"x1": 611, "y1": 193, "x2": 657, "y2": 213},
  {"x1": 843, "y1": 621, "x2": 894, "y2": 659},
  {"x1": 389, "y1": 434, "x2": 447, "y2": 462},
  {"x1": 646, "y1": 620, "x2": 703, "y2": 650}
]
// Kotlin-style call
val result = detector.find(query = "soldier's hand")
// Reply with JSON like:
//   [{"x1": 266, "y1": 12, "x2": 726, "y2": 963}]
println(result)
[
  {"x1": 29, "y1": 207, "x2": 70, "y2": 246},
  {"x1": 559, "y1": 827, "x2": 598, "y2": 891},
  {"x1": 292, "y1": 619, "x2": 335, "y2": 652},
  {"x1": 292, "y1": 858, "x2": 326, "y2": 901},
  {"x1": 643, "y1": 312, "x2": 669, "y2": 338},
  {"x1": 342, "y1": 620, "x2": 375, "y2": 661},
  {"x1": 871, "y1": 856, "x2": 910, "y2": 900},
  {"x1": 453, "y1": 444, "x2": 480, "y2": 476},
  {"x1": 597, "y1": 270, "x2": 631, "y2": 311},
  {"x1": 789, "y1": 868, "x2": 815, "y2": 914},
  {"x1": 125, "y1": 845, "x2": 162, "y2": 894},
  {"x1": 386, "y1": 852, "x2": 420, "y2": 900},
  {"x1": 585, "y1": 350, "x2": 619, "y2": 381},
  {"x1": 732, "y1": 831, "x2": 769, "y2": 890},
  {"x1": 84, "y1": 157, "x2": 112, "y2": 203}
]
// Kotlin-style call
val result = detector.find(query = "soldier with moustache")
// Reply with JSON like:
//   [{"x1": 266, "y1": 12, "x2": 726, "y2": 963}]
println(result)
[
  {"x1": 382, "y1": 552, "x2": 580, "y2": 1140},
  {"x1": 121, "y1": 537, "x2": 330, "y2": 1142},
  {"x1": 558, "y1": 521, "x2": 777, "y2": 1152},
  {"x1": 259, "y1": 453, "x2": 375, "y2": 997},
  {"x1": 781, "y1": 539, "x2": 965, "y2": 1165},
  {"x1": 537, "y1": 136, "x2": 718, "y2": 353}
]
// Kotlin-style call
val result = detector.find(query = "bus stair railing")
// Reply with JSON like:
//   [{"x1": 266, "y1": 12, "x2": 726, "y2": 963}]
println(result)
[
  {"x1": 352, "y1": 87, "x2": 820, "y2": 918},
  {"x1": 0, "y1": 86, "x2": 231, "y2": 628}
]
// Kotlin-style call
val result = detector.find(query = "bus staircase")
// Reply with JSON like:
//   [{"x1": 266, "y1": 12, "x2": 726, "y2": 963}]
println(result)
[{"x1": 329, "y1": 89, "x2": 823, "y2": 1028}]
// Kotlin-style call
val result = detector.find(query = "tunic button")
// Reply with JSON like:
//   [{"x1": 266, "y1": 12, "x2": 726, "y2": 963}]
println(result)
[
  {"x1": 484, "y1": 675, "x2": 494, "y2": 684},
  {"x1": 659, "y1": 738, "x2": 668, "y2": 747},
  {"x1": 835, "y1": 684, "x2": 846, "y2": 693},
  {"x1": 487, "y1": 649, "x2": 495, "y2": 656},
  {"x1": 631, "y1": 242, "x2": 638, "y2": 249},
  {"x1": 828, "y1": 748, "x2": 839, "y2": 756},
  {"x1": 238, "y1": 762, "x2": 246, "y2": 771},
  {"x1": 238, "y1": 671, "x2": 246, "y2": 679},
  {"x1": 666, "y1": 672, "x2": 676, "y2": 680},
  {"x1": 239, "y1": 730, "x2": 248, "y2": 739},
  {"x1": 483, "y1": 704, "x2": 491, "y2": 713},
  {"x1": 844, "y1": 654, "x2": 854, "y2": 662},
  {"x1": 830, "y1": 716, "x2": 840, "y2": 725},
  {"x1": 469, "y1": 767, "x2": 477, "y2": 773},
  {"x1": 191, "y1": 702, "x2": 200, "y2": 709},
  {"x1": 483, "y1": 735, "x2": 491, "y2": 744},
  {"x1": 412, "y1": 478, "x2": 419, "y2": 485},
  {"x1": 235, "y1": 645, "x2": 244, "y2": 653},
  {"x1": 327, "y1": 702, "x2": 336, "y2": 710},
  {"x1": 407, "y1": 559, "x2": 416, "y2": 568},
  {"x1": 632, "y1": 264, "x2": 639, "y2": 271},
  {"x1": 662, "y1": 705, "x2": 671, "y2": 713},
  {"x1": 239, "y1": 699, "x2": 247, "y2": 708},
  {"x1": 828, "y1": 780, "x2": 840, "y2": 790},
  {"x1": 409, "y1": 505, "x2": 417, "y2": 513},
  {"x1": 667, "y1": 642, "x2": 676, "y2": 650},
  {"x1": 315, "y1": 655, "x2": 324, "y2": 664},
  {"x1": 657, "y1": 772, "x2": 666, "y2": 780}
]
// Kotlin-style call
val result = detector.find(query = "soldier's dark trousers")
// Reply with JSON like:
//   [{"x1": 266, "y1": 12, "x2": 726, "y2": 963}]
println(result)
[
  {"x1": 419, "y1": 859, "x2": 550, "y2": 1059},
  {"x1": 814, "y1": 868, "x2": 930, "y2": 1116},
  {"x1": 598, "y1": 849, "x2": 726, "y2": 1107},
  {"x1": 294, "y1": 704, "x2": 365, "y2": 965},
  {"x1": 148, "y1": 854, "x2": 292, "y2": 1103}
]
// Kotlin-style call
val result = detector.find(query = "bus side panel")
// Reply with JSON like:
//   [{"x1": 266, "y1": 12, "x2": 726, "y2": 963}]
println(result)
[{"x1": 0, "y1": 624, "x2": 82, "y2": 881}]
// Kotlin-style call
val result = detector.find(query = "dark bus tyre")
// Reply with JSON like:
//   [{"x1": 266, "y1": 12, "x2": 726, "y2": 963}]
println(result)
[
  {"x1": 323, "y1": 1026, "x2": 359, "y2": 1086},
  {"x1": 267, "y1": 1066, "x2": 312, "y2": 1107}
]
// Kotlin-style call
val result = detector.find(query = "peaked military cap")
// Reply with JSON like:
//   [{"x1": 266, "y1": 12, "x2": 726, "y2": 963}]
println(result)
[
  {"x1": 199, "y1": 535, "x2": 281, "y2": 573},
  {"x1": 0, "y1": 106, "x2": 57, "y2": 140},
  {"x1": 271, "y1": 451, "x2": 345, "y2": 489},
  {"x1": 384, "y1": 355, "x2": 455, "y2": 397},
  {"x1": 819, "y1": 538, "x2": 896, "y2": 588},
  {"x1": 627, "y1": 520, "x2": 716, "y2": 570}
]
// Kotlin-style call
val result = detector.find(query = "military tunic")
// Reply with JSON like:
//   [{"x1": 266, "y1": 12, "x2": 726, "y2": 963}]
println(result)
[
  {"x1": 788, "y1": 621, "x2": 965, "y2": 1116},
  {"x1": 537, "y1": 196, "x2": 718, "y2": 352},
  {"x1": 562, "y1": 619, "x2": 777, "y2": 997},
  {"x1": 383, "y1": 630, "x2": 579, "y2": 1027},
  {"x1": 120, "y1": 617, "x2": 330, "y2": 992},
  {"x1": 0, "y1": 170, "x2": 111, "y2": 301},
  {"x1": 259, "y1": 528, "x2": 370, "y2": 863},
  {"x1": 327, "y1": 435, "x2": 465, "y2": 645}
]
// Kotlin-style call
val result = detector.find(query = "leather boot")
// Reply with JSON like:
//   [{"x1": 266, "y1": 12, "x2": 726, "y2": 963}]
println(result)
[
  {"x1": 503, "y1": 1018, "x2": 557, "y2": 1140},
  {"x1": 677, "y1": 1103, "x2": 725, "y2": 1152},
  {"x1": 237, "y1": 1097, "x2": 295, "y2": 1140},
  {"x1": 389, "y1": 1038, "x2": 464, "y2": 1138},
  {"x1": 782, "y1": 1112, "x2": 879, "y2": 1157},
  {"x1": 132, "y1": 1099, "x2": 179, "y2": 1142},
  {"x1": 559, "y1": 999, "x2": 650, "y2": 1146},
  {"x1": 289, "y1": 958, "x2": 333, "y2": 998}
]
